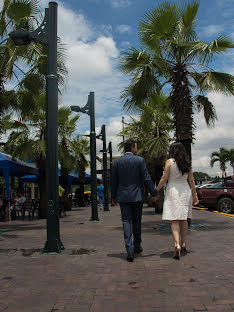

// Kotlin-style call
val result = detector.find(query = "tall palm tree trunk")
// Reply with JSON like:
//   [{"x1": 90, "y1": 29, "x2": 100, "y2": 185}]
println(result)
[{"x1": 171, "y1": 64, "x2": 193, "y2": 160}]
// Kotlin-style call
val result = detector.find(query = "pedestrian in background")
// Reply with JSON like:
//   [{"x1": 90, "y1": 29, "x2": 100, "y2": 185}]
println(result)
[{"x1": 97, "y1": 183, "x2": 104, "y2": 210}]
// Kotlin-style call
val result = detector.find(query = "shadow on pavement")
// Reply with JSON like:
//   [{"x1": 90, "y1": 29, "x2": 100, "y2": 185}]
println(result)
[
  {"x1": 0, "y1": 224, "x2": 45, "y2": 233},
  {"x1": 107, "y1": 252, "x2": 126, "y2": 261}
]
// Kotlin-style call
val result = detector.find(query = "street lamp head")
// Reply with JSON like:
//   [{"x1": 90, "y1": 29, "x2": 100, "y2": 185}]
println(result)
[
  {"x1": 70, "y1": 105, "x2": 81, "y2": 112},
  {"x1": 9, "y1": 29, "x2": 31, "y2": 46}
]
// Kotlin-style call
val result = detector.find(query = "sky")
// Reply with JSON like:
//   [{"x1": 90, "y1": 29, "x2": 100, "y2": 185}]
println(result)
[{"x1": 7, "y1": 0, "x2": 234, "y2": 176}]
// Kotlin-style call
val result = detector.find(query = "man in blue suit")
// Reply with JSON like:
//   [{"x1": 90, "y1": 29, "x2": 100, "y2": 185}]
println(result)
[{"x1": 111, "y1": 140, "x2": 158, "y2": 262}]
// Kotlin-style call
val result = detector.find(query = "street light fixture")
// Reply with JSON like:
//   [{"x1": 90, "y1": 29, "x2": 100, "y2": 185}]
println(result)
[
  {"x1": 70, "y1": 92, "x2": 99, "y2": 221},
  {"x1": 97, "y1": 125, "x2": 109, "y2": 211},
  {"x1": 9, "y1": 2, "x2": 64, "y2": 253}
]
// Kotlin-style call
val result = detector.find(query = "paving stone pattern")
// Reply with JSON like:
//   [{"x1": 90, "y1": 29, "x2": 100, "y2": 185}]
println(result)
[{"x1": 0, "y1": 205, "x2": 234, "y2": 312}]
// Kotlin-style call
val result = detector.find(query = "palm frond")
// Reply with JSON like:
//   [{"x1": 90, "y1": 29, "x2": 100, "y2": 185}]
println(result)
[
  {"x1": 190, "y1": 71, "x2": 234, "y2": 95},
  {"x1": 179, "y1": 1, "x2": 199, "y2": 41},
  {"x1": 193, "y1": 95, "x2": 217, "y2": 127},
  {"x1": 188, "y1": 36, "x2": 234, "y2": 64},
  {"x1": 138, "y1": 1, "x2": 179, "y2": 48}
]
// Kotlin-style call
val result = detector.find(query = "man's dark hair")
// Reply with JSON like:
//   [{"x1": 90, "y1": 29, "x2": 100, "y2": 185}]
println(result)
[{"x1": 124, "y1": 140, "x2": 136, "y2": 152}]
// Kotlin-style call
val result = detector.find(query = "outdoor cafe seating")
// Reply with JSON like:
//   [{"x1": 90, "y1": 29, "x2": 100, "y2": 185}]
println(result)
[{"x1": 10, "y1": 199, "x2": 39, "y2": 221}]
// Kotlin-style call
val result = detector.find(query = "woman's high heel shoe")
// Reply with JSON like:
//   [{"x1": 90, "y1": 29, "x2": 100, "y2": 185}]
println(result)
[
  {"x1": 173, "y1": 246, "x2": 181, "y2": 260},
  {"x1": 181, "y1": 244, "x2": 187, "y2": 252}
]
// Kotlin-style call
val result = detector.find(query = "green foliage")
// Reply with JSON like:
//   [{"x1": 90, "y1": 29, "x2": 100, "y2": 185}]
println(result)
[
  {"x1": 118, "y1": 92, "x2": 172, "y2": 164},
  {"x1": 193, "y1": 171, "x2": 210, "y2": 181}
]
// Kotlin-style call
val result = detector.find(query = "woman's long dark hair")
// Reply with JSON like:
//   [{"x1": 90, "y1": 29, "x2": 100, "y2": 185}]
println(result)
[{"x1": 169, "y1": 142, "x2": 191, "y2": 175}]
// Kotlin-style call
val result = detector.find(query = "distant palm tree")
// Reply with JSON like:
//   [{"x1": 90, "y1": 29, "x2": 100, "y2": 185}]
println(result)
[
  {"x1": 120, "y1": 1, "x2": 233, "y2": 159},
  {"x1": 58, "y1": 107, "x2": 79, "y2": 199},
  {"x1": 210, "y1": 147, "x2": 230, "y2": 179},
  {"x1": 229, "y1": 149, "x2": 234, "y2": 174},
  {"x1": 71, "y1": 136, "x2": 90, "y2": 207},
  {"x1": 224, "y1": 148, "x2": 234, "y2": 175},
  {"x1": 3, "y1": 92, "x2": 47, "y2": 217}
]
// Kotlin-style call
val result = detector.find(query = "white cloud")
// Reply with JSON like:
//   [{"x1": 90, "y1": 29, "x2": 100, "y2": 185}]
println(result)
[
  {"x1": 116, "y1": 24, "x2": 132, "y2": 33},
  {"x1": 66, "y1": 36, "x2": 119, "y2": 78},
  {"x1": 201, "y1": 24, "x2": 224, "y2": 37},
  {"x1": 110, "y1": 0, "x2": 131, "y2": 8}
]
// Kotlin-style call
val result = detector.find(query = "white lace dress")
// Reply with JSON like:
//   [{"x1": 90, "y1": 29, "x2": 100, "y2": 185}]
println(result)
[{"x1": 162, "y1": 158, "x2": 192, "y2": 220}]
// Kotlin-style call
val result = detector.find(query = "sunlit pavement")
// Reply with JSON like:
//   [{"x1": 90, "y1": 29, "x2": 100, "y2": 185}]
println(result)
[{"x1": 1, "y1": 204, "x2": 234, "y2": 312}]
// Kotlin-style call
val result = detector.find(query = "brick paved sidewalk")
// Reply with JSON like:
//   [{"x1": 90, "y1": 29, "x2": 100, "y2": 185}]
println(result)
[{"x1": 0, "y1": 204, "x2": 234, "y2": 312}]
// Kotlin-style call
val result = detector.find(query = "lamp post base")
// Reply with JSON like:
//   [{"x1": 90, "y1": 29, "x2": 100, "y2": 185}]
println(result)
[{"x1": 43, "y1": 238, "x2": 65, "y2": 253}]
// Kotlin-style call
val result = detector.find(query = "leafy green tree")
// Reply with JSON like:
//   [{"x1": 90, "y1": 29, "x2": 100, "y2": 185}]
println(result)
[
  {"x1": 193, "y1": 171, "x2": 210, "y2": 184},
  {"x1": 120, "y1": 1, "x2": 233, "y2": 159}
]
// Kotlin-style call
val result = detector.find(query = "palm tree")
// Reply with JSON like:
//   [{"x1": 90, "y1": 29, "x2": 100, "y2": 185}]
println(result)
[
  {"x1": 0, "y1": 0, "x2": 41, "y2": 130},
  {"x1": 58, "y1": 107, "x2": 79, "y2": 201},
  {"x1": 228, "y1": 149, "x2": 234, "y2": 174},
  {"x1": 0, "y1": 0, "x2": 67, "y2": 139},
  {"x1": 120, "y1": 1, "x2": 233, "y2": 159},
  {"x1": 3, "y1": 92, "x2": 47, "y2": 217},
  {"x1": 71, "y1": 136, "x2": 90, "y2": 207},
  {"x1": 118, "y1": 92, "x2": 172, "y2": 212},
  {"x1": 210, "y1": 147, "x2": 230, "y2": 179},
  {"x1": 223, "y1": 148, "x2": 234, "y2": 175}
]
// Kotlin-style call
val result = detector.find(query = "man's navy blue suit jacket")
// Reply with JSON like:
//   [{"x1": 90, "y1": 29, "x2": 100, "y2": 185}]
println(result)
[{"x1": 111, "y1": 153, "x2": 158, "y2": 203}]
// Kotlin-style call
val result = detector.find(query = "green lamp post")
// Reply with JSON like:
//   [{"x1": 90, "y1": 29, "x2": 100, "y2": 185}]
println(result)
[
  {"x1": 97, "y1": 125, "x2": 109, "y2": 211},
  {"x1": 9, "y1": 2, "x2": 64, "y2": 253},
  {"x1": 70, "y1": 92, "x2": 99, "y2": 221}
]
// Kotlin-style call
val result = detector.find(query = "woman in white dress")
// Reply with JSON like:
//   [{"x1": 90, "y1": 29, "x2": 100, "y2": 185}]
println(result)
[{"x1": 157, "y1": 142, "x2": 198, "y2": 260}]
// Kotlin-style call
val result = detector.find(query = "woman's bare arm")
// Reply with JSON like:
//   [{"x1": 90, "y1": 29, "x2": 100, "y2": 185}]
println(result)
[
  {"x1": 157, "y1": 159, "x2": 170, "y2": 191},
  {"x1": 188, "y1": 168, "x2": 199, "y2": 205}
]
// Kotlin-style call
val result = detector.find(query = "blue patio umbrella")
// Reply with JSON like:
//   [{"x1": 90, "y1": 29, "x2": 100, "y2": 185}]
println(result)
[{"x1": 0, "y1": 151, "x2": 38, "y2": 201}]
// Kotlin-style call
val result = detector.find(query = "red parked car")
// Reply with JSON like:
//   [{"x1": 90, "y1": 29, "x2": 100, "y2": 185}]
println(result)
[{"x1": 197, "y1": 176, "x2": 234, "y2": 214}]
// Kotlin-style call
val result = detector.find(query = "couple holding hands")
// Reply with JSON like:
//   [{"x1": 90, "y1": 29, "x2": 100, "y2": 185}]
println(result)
[{"x1": 111, "y1": 140, "x2": 199, "y2": 262}]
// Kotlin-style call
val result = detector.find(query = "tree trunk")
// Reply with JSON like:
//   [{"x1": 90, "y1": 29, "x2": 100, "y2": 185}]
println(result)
[
  {"x1": 171, "y1": 64, "x2": 193, "y2": 161},
  {"x1": 38, "y1": 156, "x2": 47, "y2": 218}
]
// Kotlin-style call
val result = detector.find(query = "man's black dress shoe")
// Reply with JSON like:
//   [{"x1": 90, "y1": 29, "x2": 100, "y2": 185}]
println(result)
[
  {"x1": 127, "y1": 254, "x2": 134, "y2": 262},
  {"x1": 134, "y1": 247, "x2": 143, "y2": 253}
]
